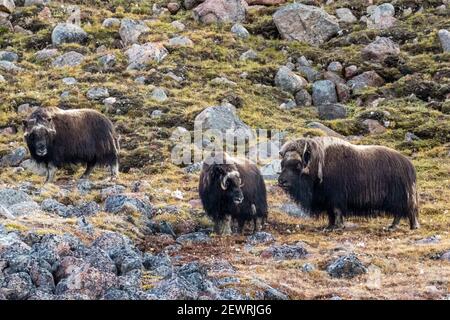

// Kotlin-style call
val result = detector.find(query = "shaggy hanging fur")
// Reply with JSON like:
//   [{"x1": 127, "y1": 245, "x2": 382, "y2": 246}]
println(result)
[
  {"x1": 278, "y1": 137, "x2": 419, "y2": 230},
  {"x1": 199, "y1": 152, "x2": 268, "y2": 234}
]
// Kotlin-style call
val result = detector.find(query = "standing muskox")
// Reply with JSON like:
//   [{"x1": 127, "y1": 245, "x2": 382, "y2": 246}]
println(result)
[
  {"x1": 199, "y1": 152, "x2": 268, "y2": 235},
  {"x1": 23, "y1": 107, "x2": 120, "y2": 183},
  {"x1": 278, "y1": 137, "x2": 419, "y2": 230}
]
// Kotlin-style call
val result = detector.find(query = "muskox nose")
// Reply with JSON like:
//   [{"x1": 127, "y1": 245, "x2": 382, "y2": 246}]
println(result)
[
  {"x1": 278, "y1": 177, "x2": 289, "y2": 188},
  {"x1": 233, "y1": 194, "x2": 244, "y2": 205}
]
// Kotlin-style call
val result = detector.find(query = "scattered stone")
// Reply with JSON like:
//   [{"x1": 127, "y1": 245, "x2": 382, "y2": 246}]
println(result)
[
  {"x1": 280, "y1": 202, "x2": 307, "y2": 217},
  {"x1": 210, "y1": 76, "x2": 237, "y2": 86},
  {"x1": 405, "y1": 132, "x2": 420, "y2": 142},
  {"x1": 362, "y1": 119, "x2": 386, "y2": 135},
  {"x1": 35, "y1": 48, "x2": 58, "y2": 62},
  {"x1": 0, "y1": 74, "x2": 5, "y2": 82},
  {"x1": 119, "y1": 19, "x2": 150, "y2": 46},
  {"x1": 125, "y1": 43, "x2": 168, "y2": 70},
  {"x1": 150, "y1": 87, "x2": 168, "y2": 102},
  {"x1": 275, "y1": 66, "x2": 307, "y2": 94},
  {"x1": 261, "y1": 243, "x2": 307, "y2": 260},
  {"x1": 104, "y1": 194, "x2": 153, "y2": 217},
  {"x1": 335, "y1": 83, "x2": 351, "y2": 103},
  {"x1": 294, "y1": 89, "x2": 312, "y2": 107},
  {"x1": 62, "y1": 77, "x2": 77, "y2": 85},
  {"x1": 312, "y1": 80, "x2": 337, "y2": 106},
  {"x1": 247, "y1": 232, "x2": 275, "y2": 245},
  {"x1": 438, "y1": 29, "x2": 450, "y2": 52},
  {"x1": 0, "y1": 50, "x2": 18, "y2": 62},
  {"x1": 0, "y1": 60, "x2": 23, "y2": 73},
  {"x1": 246, "y1": 0, "x2": 286, "y2": 5},
  {"x1": 98, "y1": 54, "x2": 116, "y2": 70},
  {"x1": 0, "y1": 146, "x2": 27, "y2": 167},
  {"x1": 367, "y1": 3, "x2": 396, "y2": 29},
  {"x1": 415, "y1": 235, "x2": 441, "y2": 245},
  {"x1": 301, "y1": 263, "x2": 315, "y2": 272},
  {"x1": 347, "y1": 71, "x2": 385, "y2": 91},
  {"x1": 171, "y1": 20, "x2": 185, "y2": 31},
  {"x1": 263, "y1": 287, "x2": 289, "y2": 300},
  {"x1": 167, "y1": 35, "x2": 193, "y2": 47},
  {"x1": 102, "y1": 18, "x2": 121, "y2": 29},
  {"x1": 273, "y1": 3, "x2": 340, "y2": 45},
  {"x1": 167, "y1": 2, "x2": 181, "y2": 14},
  {"x1": 318, "y1": 103, "x2": 347, "y2": 120},
  {"x1": 231, "y1": 23, "x2": 249, "y2": 39},
  {"x1": 327, "y1": 61, "x2": 343, "y2": 74},
  {"x1": 344, "y1": 65, "x2": 358, "y2": 79},
  {"x1": 297, "y1": 65, "x2": 320, "y2": 82},
  {"x1": 193, "y1": 0, "x2": 247, "y2": 24},
  {"x1": 51, "y1": 51, "x2": 85, "y2": 68},
  {"x1": 0, "y1": 0, "x2": 15, "y2": 14},
  {"x1": 52, "y1": 23, "x2": 87, "y2": 46},
  {"x1": 87, "y1": 87, "x2": 109, "y2": 100},
  {"x1": 176, "y1": 232, "x2": 211, "y2": 245},
  {"x1": 361, "y1": 37, "x2": 400, "y2": 62},
  {"x1": 336, "y1": 8, "x2": 357, "y2": 23},
  {"x1": 440, "y1": 251, "x2": 450, "y2": 261},
  {"x1": 239, "y1": 49, "x2": 257, "y2": 61},
  {"x1": 260, "y1": 159, "x2": 281, "y2": 180},
  {"x1": 184, "y1": 0, "x2": 204, "y2": 10},
  {"x1": 279, "y1": 99, "x2": 297, "y2": 110},
  {"x1": 143, "y1": 252, "x2": 172, "y2": 277},
  {"x1": 20, "y1": 159, "x2": 47, "y2": 176},
  {"x1": 327, "y1": 254, "x2": 367, "y2": 278}
]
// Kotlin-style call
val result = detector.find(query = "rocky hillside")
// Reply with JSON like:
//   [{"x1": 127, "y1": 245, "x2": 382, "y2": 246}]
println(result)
[{"x1": 0, "y1": 0, "x2": 449, "y2": 300}]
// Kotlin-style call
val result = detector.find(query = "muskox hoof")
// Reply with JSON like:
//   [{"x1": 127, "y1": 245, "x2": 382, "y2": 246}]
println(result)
[
  {"x1": 323, "y1": 224, "x2": 345, "y2": 232},
  {"x1": 385, "y1": 224, "x2": 399, "y2": 232}
]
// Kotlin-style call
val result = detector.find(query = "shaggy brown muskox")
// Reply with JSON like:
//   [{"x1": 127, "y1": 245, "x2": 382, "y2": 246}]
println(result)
[
  {"x1": 23, "y1": 107, "x2": 120, "y2": 183},
  {"x1": 278, "y1": 137, "x2": 419, "y2": 231},
  {"x1": 199, "y1": 152, "x2": 268, "y2": 235}
]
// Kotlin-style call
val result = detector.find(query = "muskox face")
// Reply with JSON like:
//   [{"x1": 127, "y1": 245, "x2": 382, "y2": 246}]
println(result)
[
  {"x1": 214, "y1": 165, "x2": 244, "y2": 205},
  {"x1": 23, "y1": 117, "x2": 55, "y2": 158}
]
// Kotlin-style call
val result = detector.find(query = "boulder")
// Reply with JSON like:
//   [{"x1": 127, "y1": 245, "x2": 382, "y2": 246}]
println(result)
[
  {"x1": 231, "y1": 23, "x2": 249, "y2": 38},
  {"x1": 275, "y1": 66, "x2": 307, "y2": 94},
  {"x1": 0, "y1": 146, "x2": 27, "y2": 167},
  {"x1": 362, "y1": 119, "x2": 386, "y2": 135},
  {"x1": 318, "y1": 103, "x2": 347, "y2": 120},
  {"x1": 0, "y1": 0, "x2": 15, "y2": 14},
  {"x1": 335, "y1": 8, "x2": 357, "y2": 23},
  {"x1": 0, "y1": 50, "x2": 18, "y2": 62},
  {"x1": 438, "y1": 29, "x2": 450, "y2": 52},
  {"x1": 294, "y1": 89, "x2": 312, "y2": 107},
  {"x1": 261, "y1": 243, "x2": 308, "y2": 260},
  {"x1": 326, "y1": 254, "x2": 367, "y2": 278},
  {"x1": 125, "y1": 43, "x2": 168, "y2": 70},
  {"x1": 51, "y1": 23, "x2": 88, "y2": 46},
  {"x1": 0, "y1": 60, "x2": 23, "y2": 73},
  {"x1": 247, "y1": 232, "x2": 275, "y2": 245},
  {"x1": 102, "y1": 18, "x2": 121, "y2": 29},
  {"x1": 176, "y1": 232, "x2": 211, "y2": 245},
  {"x1": 184, "y1": 0, "x2": 204, "y2": 10},
  {"x1": 104, "y1": 194, "x2": 153, "y2": 216},
  {"x1": 167, "y1": 35, "x2": 193, "y2": 47},
  {"x1": 312, "y1": 80, "x2": 337, "y2": 106},
  {"x1": 150, "y1": 87, "x2": 168, "y2": 102},
  {"x1": 246, "y1": 0, "x2": 285, "y2": 5},
  {"x1": 86, "y1": 87, "x2": 109, "y2": 100},
  {"x1": 119, "y1": 19, "x2": 150, "y2": 46},
  {"x1": 347, "y1": 71, "x2": 385, "y2": 91},
  {"x1": 35, "y1": 48, "x2": 58, "y2": 62},
  {"x1": 361, "y1": 37, "x2": 400, "y2": 61},
  {"x1": 367, "y1": 3, "x2": 396, "y2": 29},
  {"x1": 167, "y1": 2, "x2": 181, "y2": 14},
  {"x1": 193, "y1": 0, "x2": 247, "y2": 24},
  {"x1": 51, "y1": 51, "x2": 85, "y2": 68},
  {"x1": 273, "y1": 3, "x2": 340, "y2": 45}
]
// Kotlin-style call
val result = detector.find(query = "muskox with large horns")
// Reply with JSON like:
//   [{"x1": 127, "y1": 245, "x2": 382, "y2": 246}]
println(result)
[
  {"x1": 23, "y1": 107, "x2": 120, "y2": 183},
  {"x1": 278, "y1": 137, "x2": 419, "y2": 230},
  {"x1": 199, "y1": 152, "x2": 268, "y2": 235}
]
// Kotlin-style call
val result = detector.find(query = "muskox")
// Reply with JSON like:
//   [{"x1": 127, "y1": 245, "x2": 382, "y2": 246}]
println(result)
[
  {"x1": 199, "y1": 152, "x2": 268, "y2": 235},
  {"x1": 278, "y1": 137, "x2": 419, "y2": 231},
  {"x1": 23, "y1": 107, "x2": 120, "y2": 183}
]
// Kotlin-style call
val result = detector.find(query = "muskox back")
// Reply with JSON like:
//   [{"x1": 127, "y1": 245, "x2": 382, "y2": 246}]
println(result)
[{"x1": 199, "y1": 153, "x2": 268, "y2": 234}]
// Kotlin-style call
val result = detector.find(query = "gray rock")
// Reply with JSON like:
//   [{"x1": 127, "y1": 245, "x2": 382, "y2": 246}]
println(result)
[
  {"x1": 52, "y1": 23, "x2": 88, "y2": 46},
  {"x1": 260, "y1": 159, "x2": 281, "y2": 180},
  {"x1": 98, "y1": 54, "x2": 116, "y2": 70},
  {"x1": 62, "y1": 77, "x2": 77, "y2": 85},
  {"x1": 438, "y1": 29, "x2": 450, "y2": 52},
  {"x1": 193, "y1": 0, "x2": 247, "y2": 24},
  {"x1": 91, "y1": 232, "x2": 135, "y2": 256},
  {"x1": 306, "y1": 122, "x2": 344, "y2": 138},
  {"x1": 20, "y1": 159, "x2": 47, "y2": 176},
  {"x1": 34, "y1": 48, "x2": 58, "y2": 62},
  {"x1": 100, "y1": 185, "x2": 126, "y2": 201},
  {"x1": 143, "y1": 252, "x2": 172, "y2": 277},
  {"x1": 273, "y1": 3, "x2": 340, "y2": 45},
  {"x1": 312, "y1": 80, "x2": 337, "y2": 106},
  {"x1": 184, "y1": 0, "x2": 204, "y2": 10},
  {"x1": 361, "y1": 37, "x2": 400, "y2": 61},
  {"x1": 147, "y1": 274, "x2": 199, "y2": 299},
  {"x1": 362, "y1": 119, "x2": 386, "y2": 135},
  {"x1": 347, "y1": 71, "x2": 385, "y2": 91},
  {"x1": 104, "y1": 194, "x2": 153, "y2": 217},
  {"x1": 7, "y1": 201, "x2": 40, "y2": 217},
  {"x1": 279, "y1": 99, "x2": 297, "y2": 110},
  {"x1": 151, "y1": 87, "x2": 168, "y2": 102},
  {"x1": 344, "y1": 65, "x2": 358, "y2": 79},
  {"x1": 210, "y1": 76, "x2": 237, "y2": 86},
  {"x1": 0, "y1": 146, "x2": 27, "y2": 167},
  {"x1": 231, "y1": 23, "x2": 250, "y2": 38},
  {"x1": 327, "y1": 61, "x2": 343, "y2": 74},
  {"x1": 110, "y1": 247, "x2": 142, "y2": 275},
  {"x1": 125, "y1": 43, "x2": 168, "y2": 70},
  {"x1": 0, "y1": 50, "x2": 18, "y2": 62},
  {"x1": 280, "y1": 202, "x2": 307, "y2": 217},
  {"x1": 0, "y1": 60, "x2": 23, "y2": 73},
  {"x1": 1, "y1": 272, "x2": 34, "y2": 300},
  {"x1": 275, "y1": 66, "x2": 307, "y2": 94},
  {"x1": 326, "y1": 254, "x2": 367, "y2": 278},
  {"x1": 405, "y1": 132, "x2": 420, "y2": 142},
  {"x1": 415, "y1": 235, "x2": 441, "y2": 245},
  {"x1": 0, "y1": 74, "x2": 5, "y2": 82},
  {"x1": 167, "y1": 36, "x2": 193, "y2": 47},
  {"x1": 336, "y1": 8, "x2": 357, "y2": 23},
  {"x1": 240, "y1": 49, "x2": 257, "y2": 61},
  {"x1": 263, "y1": 287, "x2": 289, "y2": 300},
  {"x1": 296, "y1": 65, "x2": 320, "y2": 82},
  {"x1": 367, "y1": 3, "x2": 396, "y2": 29},
  {"x1": 102, "y1": 18, "x2": 121, "y2": 29},
  {"x1": 184, "y1": 162, "x2": 203, "y2": 173},
  {"x1": 0, "y1": 0, "x2": 15, "y2": 14},
  {"x1": 301, "y1": 263, "x2": 315, "y2": 272},
  {"x1": 440, "y1": 251, "x2": 450, "y2": 261},
  {"x1": 195, "y1": 103, "x2": 255, "y2": 140},
  {"x1": 176, "y1": 232, "x2": 211, "y2": 245},
  {"x1": 261, "y1": 244, "x2": 307, "y2": 260},
  {"x1": 294, "y1": 89, "x2": 312, "y2": 107},
  {"x1": 119, "y1": 19, "x2": 150, "y2": 46},
  {"x1": 0, "y1": 189, "x2": 34, "y2": 209},
  {"x1": 318, "y1": 103, "x2": 347, "y2": 120},
  {"x1": 147, "y1": 221, "x2": 176, "y2": 237},
  {"x1": 247, "y1": 232, "x2": 275, "y2": 245},
  {"x1": 171, "y1": 20, "x2": 185, "y2": 31},
  {"x1": 51, "y1": 51, "x2": 85, "y2": 68},
  {"x1": 87, "y1": 87, "x2": 109, "y2": 100}
]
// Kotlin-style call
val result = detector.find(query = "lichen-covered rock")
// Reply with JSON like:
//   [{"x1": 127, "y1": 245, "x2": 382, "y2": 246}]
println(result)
[
  {"x1": 176, "y1": 232, "x2": 211, "y2": 245},
  {"x1": 104, "y1": 194, "x2": 153, "y2": 216},
  {"x1": 125, "y1": 43, "x2": 168, "y2": 70},
  {"x1": 275, "y1": 66, "x2": 307, "y2": 94},
  {"x1": 86, "y1": 87, "x2": 109, "y2": 100},
  {"x1": 247, "y1": 232, "x2": 275, "y2": 245},
  {"x1": 0, "y1": 0, "x2": 15, "y2": 14},
  {"x1": 273, "y1": 3, "x2": 340, "y2": 45},
  {"x1": 0, "y1": 146, "x2": 26, "y2": 167},
  {"x1": 0, "y1": 50, "x2": 18, "y2": 62},
  {"x1": 438, "y1": 29, "x2": 450, "y2": 52},
  {"x1": 361, "y1": 37, "x2": 400, "y2": 61},
  {"x1": 326, "y1": 254, "x2": 367, "y2": 278},
  {"x1": 0, "y1": 60, "x2": 23, "y2": 73},
  {"x1": 367, "y1": 3, "x2": 397, "y2": 29},
  {"x1": 261, "y1": 243, "x2": 307, "y2": 260},
  {"x1": 312, "y1": 80, "x2": 337, "y2": 106},
  {"x1": 119, "y1": 19, "x2": 150, "y2": 46},
  {"x1": 51, "y1": 51, "x2": 85, "y2": 68},
  {"x1": 347, "y1": 71, "x2": 385, "y2": 91},
  {"x1": 231, "y1": 23, "x2": 249, "y2": 38},
  {"x1": 318, "y1": 103, "x2": 347, "y2": 120},
  {"x1": 51, "y1": 23, "x2": 88, "y2": 46},
  {"x1": 193, "y1": 0, "x2": 247, "y2": 24},
  {"x1": 335, "y1": 8, "x2": 357, "y2": 23}
]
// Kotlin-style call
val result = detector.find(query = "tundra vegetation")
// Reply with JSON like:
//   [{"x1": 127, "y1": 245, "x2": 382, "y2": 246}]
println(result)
[{"x1": 0, "y1": 0, "x2": 449, "y2": 300}]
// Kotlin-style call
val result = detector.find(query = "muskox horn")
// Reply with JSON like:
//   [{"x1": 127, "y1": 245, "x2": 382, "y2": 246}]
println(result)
[
  {"x1": 220, "y1": 175, "x2": 228, "y2": 190},
  {"x1": 284, "y1": 151, "x2": 302, "y2": 162}
]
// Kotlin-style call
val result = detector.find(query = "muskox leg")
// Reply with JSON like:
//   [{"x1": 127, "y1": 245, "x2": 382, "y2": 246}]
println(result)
[
  {"x1": 388, "y1": 216, "x2": 401, "y2": 231},
  {"x1": 237, "y1": 220, "x2": 246, "y2": 235},
  {"x1": 80, "y1": 162, "x2": 95, "y2": 180},
  {"x1": 45, "y1": 163, "x2": 57, "y2": 183},
  {"x1": 409, "y1": 215, "x2": 420, "y2": 230},
  {"x1": 325, "y1": 208, "x2": 345, "y2": 231},
  {"x1": 223, "y1": 215, "x2": 232, "y2": 235},
  {"x1": 110, "y1": 159, "x2": 119, "y2": 180},
  {"x1": 253, "y1": 217, "x2": 263, "y2": 233}
]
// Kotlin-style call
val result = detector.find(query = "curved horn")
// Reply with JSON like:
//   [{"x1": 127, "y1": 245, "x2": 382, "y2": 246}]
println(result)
[
  {"x1": 220, "y1": 174, "x2": 228, "y2": 190},
  {"x1": 284, "y1": 150, "x2": 302, "y2": 162}
]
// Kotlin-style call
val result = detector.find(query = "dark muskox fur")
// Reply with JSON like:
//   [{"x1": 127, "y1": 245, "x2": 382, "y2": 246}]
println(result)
[
  {"x1": 278, "y1": 137, "x2": 419, "y2": 230},
  {"x1": 23, "y1": 107, "x2": 120, "y2": 182},
  {"x1": 199, "y1": 152, "x2": 268, "y2": 235}
]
